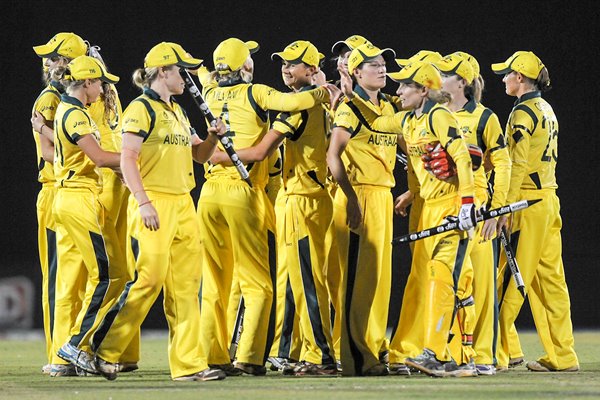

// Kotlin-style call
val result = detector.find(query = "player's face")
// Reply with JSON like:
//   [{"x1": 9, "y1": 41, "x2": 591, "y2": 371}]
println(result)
[
  {"x1": 337, "y1": 50, "x2": 351, "y2": 71},
  {"x1": 397, "y1": 82, "x2": 424, "y2": 109},
  {"x1": 86, "y1": 79, "x2": 104, "y2": 103},
  {"x1": 164, "y1": 66, "x2": 185, "y2": 95},
  {"x1": 355, "y1": 55, "x2": 386, "y2": 90},
  {"x1": 503, "y1": 71, "x2": 520, "y2": 96},
  {"x1": 441, "y1": 73, "x2": 463, "y2": 96},
  {"x1": 281, "y1": 61, "x2": 312, "y2": 89}
]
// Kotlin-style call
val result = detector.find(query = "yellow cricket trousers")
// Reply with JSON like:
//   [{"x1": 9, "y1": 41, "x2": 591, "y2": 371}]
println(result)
[
  {"x1": 198, "y1": 180, "x2": 276, "y2": 366},
  {"x1": 335, "y1": 186, "x2": 392, "y2": 376},
  {"x1": 497, "y1": 189, "x2": 578, "y2": 370},
  {"x1": 93, "y1": 192, "x2": 205, "y2": 378},
  {"x1": 52, "y1": 188, "x2": 126, "y2": 359},
  {"x1": 37, "y1": 184, "x2": 57, "y2": 365}
]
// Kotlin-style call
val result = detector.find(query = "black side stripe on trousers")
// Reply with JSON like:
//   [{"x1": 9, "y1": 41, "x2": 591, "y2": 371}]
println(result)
[
  {"x1": 263, "y1": 230, "x2": 277, "y2": 364},
  {"x1": 278, "y1": 276, "x2": 296, "y2": 358},
  {"x1": 452, "y1": 237, "x2": 470, "y2": 289},
  {"x1": 491, "y1": 238, "x2": 500, "y2": 364},
  {"x1": 298, "y1": 236, "x2": 334, "y2": 365},
  {"x1": 91, "y1": 236, "x2": 140, "y2": 352},
  {"x1": 499, "y1": 230, "x2": 520, "y2": 308},
  {"x1": 345, "y1": 231, "x2": 363, "y2": 375},
  {"x1": 47, "y1": 228, "x2": 57, "y2": 339},
  {"x1": 69, "y1": 231, "x2": 110, "y2": 347}
]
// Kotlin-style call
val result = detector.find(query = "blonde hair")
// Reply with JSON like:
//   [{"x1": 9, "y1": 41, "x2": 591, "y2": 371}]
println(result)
[
  {"x1": 100, "y1": 82, "x2": 118, "y2": 126},
  {"x1": 211, "y1": 58, "x2": 254, "y2": 84},
  {"x1": 427, "y1": 88, "x2": 452, "y2": 104},
  {"x1": 464, "y1": 75, "x2": 485, "y2": 102},
  {"x1": 132, "y1": 66, "x2": 162, "y2": 89}
]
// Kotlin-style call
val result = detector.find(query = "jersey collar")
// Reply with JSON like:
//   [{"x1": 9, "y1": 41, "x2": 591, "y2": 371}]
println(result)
[
  {"x1": 299, "y1": 84, "x2": 317, "y2": 92},
  {"x1": 461, "y1": 97, "x2": 477, "y2": 113},
  {"x1": 218, "y1": 77, "x2": 246, "y2": 87},
  {"x1": 422, "y1": 99, "x2": 437, "y2": 114},
  {"x1": 60, "y1": 93, "x2": 85, "y2": 108},
  {"x1": 50, "y1": 80, "x2": 65, "y2": 93},
  {"x1": 354, "y1": 84, "x2": 386, "y2": 104},
  {"x1": 515, "y1": 90, "x2": 541, "y2": 105}
]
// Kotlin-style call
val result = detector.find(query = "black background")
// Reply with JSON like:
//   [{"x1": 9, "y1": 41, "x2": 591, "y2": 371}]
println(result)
[{"x1": 2, "y1": 0, "x2": 598, "y2": 330}]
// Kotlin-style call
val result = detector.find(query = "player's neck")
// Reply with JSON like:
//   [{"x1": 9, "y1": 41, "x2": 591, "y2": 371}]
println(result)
[{"x1": 447, "y1": 93, "x2": 468, "y2": 112}]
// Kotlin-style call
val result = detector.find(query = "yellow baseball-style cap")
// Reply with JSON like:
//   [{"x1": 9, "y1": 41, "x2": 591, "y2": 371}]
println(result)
[
  {"x1": 436, "y1": 54, "x2": 475, "y2": 84},
  {"x1": 67, "y1": 55, "x2": 119, "y2": 84},
  {"x1": 388, "y1": 61, "x2": 442, "y2": 90},
  {"x1": 491, "y1": 51, "x2": 544, "y2": 79},
  {"x1": 33, "y1": 32, "x2": 87, "y2": 59},
  {"x1": 395, "y1": 50, "x2": 442, "y2": 68},
  {"x1": 347, "y1": 43, "x2": 396, "y2": 75},
  {"x1": 271, "y1": 40, "x2": 324, "y2": 67},
  {"x1": 145, "y1": 42, "x2": 203, "y2": 68},
  {"x1": 453, "y1": 51, "x2": 480, "y2": 77},
  {"x1": 331, "y1": 34, "x2": 371, "y2": 55},
  {"x1": 213, "y1": 38, "x2": 260, "y2": 74}
]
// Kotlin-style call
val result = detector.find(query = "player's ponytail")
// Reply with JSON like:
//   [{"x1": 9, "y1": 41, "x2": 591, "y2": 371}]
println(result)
[
  {"x1": 428, "y1": 88, "x2": 452, "y2": 104},
  {"x1": 464, "y1": 75, "x2": 484, "y2": 103},
  {"x1": 132, "y1": 67, "x2": 160, "y2": 90},
  {"x1": 536, "y1": 67, "x2": 552, "y2": 92}
]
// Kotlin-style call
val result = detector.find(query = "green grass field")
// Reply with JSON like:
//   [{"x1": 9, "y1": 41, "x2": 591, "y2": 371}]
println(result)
[{"x1": 1, "y1": 331, "x2": 599, "y2": 400}]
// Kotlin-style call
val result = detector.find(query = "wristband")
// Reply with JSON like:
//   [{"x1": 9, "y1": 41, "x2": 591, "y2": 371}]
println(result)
[
  {"x1": 139, "y1": 200, "x2": 152, "y2": 207},
  {"x1": 461, "y1": 196, "x2": 474, "y2": 205}
]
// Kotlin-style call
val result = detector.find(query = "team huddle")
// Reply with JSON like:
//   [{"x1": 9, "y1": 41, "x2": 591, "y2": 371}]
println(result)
[{"x1": 30, "y1": 31, "x2": 578, "y2": 381}]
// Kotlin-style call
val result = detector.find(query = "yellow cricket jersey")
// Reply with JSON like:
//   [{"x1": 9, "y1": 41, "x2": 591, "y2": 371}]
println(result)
[
  {"x1": 369, "y1": 100, "x2": 475, "y2": 200},
  {"x1": 32, "y1": 81, "x2": 62, "y2": 184},
  {"x1": 332, "y1": 85, "x2": 398, "y2": 188},
  {"x1": 272, "y1": 85, "x2": 330, "y2": 196},
  {"x1": 453, "y1": 98, "x2": 511, "y2": 208},
  {"x1": 88, "y1": 85, "x2": 123, "y2": 152},
  {"x1": 202, "y1": 77, "x2": 329, "y2": 189},
  {"x1": 505, "y1": 91, "x2": 558, "y2": 203},
  {"x1": 53, "y1": 94, "x2": 102, "y2": 189},
  {"x1": 122, "y1": 88, "x2": 196, "y2": 195}
]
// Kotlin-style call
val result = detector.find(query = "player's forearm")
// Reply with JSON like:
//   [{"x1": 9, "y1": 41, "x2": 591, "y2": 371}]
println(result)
[
  {"x1": 263, "y1": 86, "x2": 329, "y2": 112},
  {"x1": 121, "y1": 150, "x2": 148, "y2": 204},
  {"x1": 447, "y1": 140, "x2": 475, "y2": 198},
  {"x1": 192, "y1": 133, "x2": 219, "y2": 163},
  {"x1": 489, "y1": 147, "x2": 512, "y2": 208}
]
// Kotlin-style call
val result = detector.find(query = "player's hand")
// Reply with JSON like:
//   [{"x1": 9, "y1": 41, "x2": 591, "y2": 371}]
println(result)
[
  {"x1": 139, "y1": 202, "x2": 160, "y2": 231},
  {"x1": 208, "y1": 118, "x2": 227, "y2": 137},
  {"x1": 481, "y1": 218, "x2": 498, "y2": 241},
  {"x1": 496, "y1": 215, "x2": 511, "y2": 236},
  {"x1": 458, "y1": 197, "x2": 477, "y2": 231},
  {"x1": 209, "y1": 148, "x2": 228, "y2": 165},
  {"x1": 31, "y1": 111, "x2": 46, "y2": 133},
  {"x1": 337, "y1": 64, "x2": 354, "y2": 100},
  {"x1": 346, "y1": 194, "x2": 362, "y2": 230},
  {"x1": 312, "y1": 69, "x2": 327, "y2": 86},
  {"x1": 394, "y1": 191, "x2": 414, "y2": 216},
  {"x1": 323, "y1": 83, "x2": 343, "y2": 112}
]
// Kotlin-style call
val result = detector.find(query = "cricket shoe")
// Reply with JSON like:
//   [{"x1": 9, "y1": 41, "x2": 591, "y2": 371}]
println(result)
[
  {"x1": 293, "y1": 361, "x2": 338, "y2": 376},
  {"x1": 209, "y1": 363, "x2": 243, "y2": 376},
  {"x1": 475, "y1": 364, "x2": 496, "y2": 375},
  {"x1": 49, "y1": 363, "x2": 77, "y2": 377},
  {"x1": 173, "y1": 368, "x2": 227, "y2": 381},
  {"x1": 509, "y1": 356, "x2": 524, "y2": 368},
  {"x1": 405, "y1": 349, "x2": 446, "y2": 377},
  {"x1": 233, "y1": 361, "x2": 267, "y2": 376},
  {"x1": 95, "y1": 355, "x2": 118, "y2": 380},
  {"x1": 444, "y1": 359, "x2": 478, "y2": 377},
  {"x1": 42, "y1": 364, "x2": 52, "y2": 374},
  {"x1": 282, "y1": 360, "x2": 300, "y2": 375},
  {"x1": 118, "y1": 362, "x2": 139, "y2": 373},
  {"x1": 363, "y1": 363, "x2": 389, "y2": 376},
  {"x1": 389, "y1": 363, "x2": 411, "y2": 376},
  {"x1": 57, "y1": 342, "x2": 98, "y2": 375},
  {"x1": 526, "y1": 360, "x2": 580, "y2": 372}
]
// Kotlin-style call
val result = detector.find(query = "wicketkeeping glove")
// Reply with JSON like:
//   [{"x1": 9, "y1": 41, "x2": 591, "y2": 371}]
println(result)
[{"x1": 458, "y1": 196, "x2": 477, "y2": 231}]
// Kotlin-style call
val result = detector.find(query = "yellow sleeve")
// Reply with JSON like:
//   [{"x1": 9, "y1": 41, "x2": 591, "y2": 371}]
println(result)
[
  {"x1": 252, "y1": 84, "x2": 329, "y2": 112},
  {"x1": 35, "y1": 91, "x2": 61, "y2": 121},
  {"x1": 122, "y1": 100, "x2": 152, "y2": 139},
  {"x1": 196, "y1": 66, "x2": 213, "y2": 88},
  {"x1": 332, "y1": 102, "x2": 360, "y2": 134},
  {"x1": 371, "y1": 112, "x2": 404, "y2": 134},
  {"x1": 483, "y1": 112, "x2": 511, "y2": 208},
  {"x1": 432, "y1": 108, "x2": 474, "y2": 198},
  {"x1": 272, "y1": 111, "x2": 303, "y2": 138},
  {"x1": 506, "y1": 109, "x2": 534, "y2": 203},
  {"x1": 64, "y1": 109, "x2": 95, "y2": 142}
]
